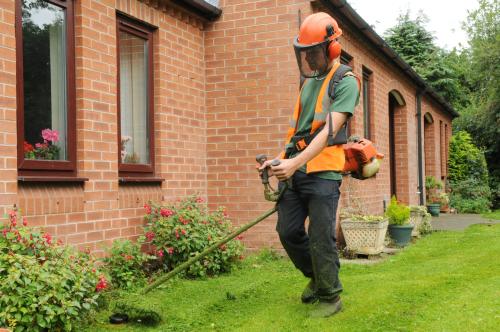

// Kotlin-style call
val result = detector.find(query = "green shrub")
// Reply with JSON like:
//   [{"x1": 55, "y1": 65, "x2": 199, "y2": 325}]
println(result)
[
  {"x1": 103, "y1": 239, "x2": 154, "y2": 290},
  {"x1": 0, "y1": 209, "x2": 107, "y2": 331},
  {"x1": 385, "y1": 196, "x2": 410, "y2": 225},
  {"x1": 450, "y1": 178, "x2": 492, "y2": 213},
  {"x1": 448, "y1": 131, "x2": 492, "y2": 213},
  {"x1": 143, "y1": 196, "x2": 244, "y2": 278},
  {"x1": 448, "y1": 131, "x2": 489, "y2": 185}
]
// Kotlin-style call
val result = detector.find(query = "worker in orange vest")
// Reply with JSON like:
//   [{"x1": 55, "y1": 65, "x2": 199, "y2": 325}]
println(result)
[{"x1": 260, "y1": 12, "x2": 360, "y2": 317}]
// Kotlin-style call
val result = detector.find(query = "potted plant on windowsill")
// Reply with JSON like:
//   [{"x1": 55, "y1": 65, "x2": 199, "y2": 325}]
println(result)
[
  {"x1": 386, "y1": 196, "x2": 413, "y2": 247},
  {"x1": 425, "y1": 176, "x2": 443, "y2": 217},
  {"x1": 340, "y1": 213, "x2": 388, "y2": 255}
]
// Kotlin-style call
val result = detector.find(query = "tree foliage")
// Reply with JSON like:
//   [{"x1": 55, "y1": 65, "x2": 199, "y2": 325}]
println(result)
[
  {"x1": 383, "y1": 11, "x2": 466, "y2": 110},
  {"x1": 384, "y1": 2, "x2": 499, "y2": 209},
  {"x1": 448, "y1": 131, "x2": 491, "y2": 213},
  {"x1": 453, "y1": 0, "x2": 500, "y2": 208}
]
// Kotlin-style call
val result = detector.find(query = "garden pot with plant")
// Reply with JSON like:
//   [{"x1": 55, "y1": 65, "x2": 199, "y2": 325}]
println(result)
[
  {"x1": 425, "y1": 176, "x2": 443, "y2": 217},
  {"x1": 341, "y1": 214, "x2": 388, "y2": 255},
  {"x1": 386, "y1": 196, "x2": 413, "y2": 247},
  {"x1": 409, "y1": 206, "x2": 428, "y2": 237},
  {"x1": 439, "y1": 192, "x2": 450, "y2": 213}
]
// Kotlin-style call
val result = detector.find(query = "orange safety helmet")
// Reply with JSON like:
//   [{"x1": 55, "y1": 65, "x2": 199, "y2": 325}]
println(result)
[{"x1": 294, "y1": 12, "x2": 343, "y2": 78}]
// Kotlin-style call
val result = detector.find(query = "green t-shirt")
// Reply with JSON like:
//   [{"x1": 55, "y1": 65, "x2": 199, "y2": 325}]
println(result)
[{"x1": 289, "y1": 75, "x2": 360, "y2": 180}]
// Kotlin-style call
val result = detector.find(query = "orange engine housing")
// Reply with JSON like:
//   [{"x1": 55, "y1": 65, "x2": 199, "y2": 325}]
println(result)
[{"x1": 343, "y1": 138, "x2": 383, "y2": 173}]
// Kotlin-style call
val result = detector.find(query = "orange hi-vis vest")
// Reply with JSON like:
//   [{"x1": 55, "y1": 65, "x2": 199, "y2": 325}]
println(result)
[{"x1": 282, "y1": 63, "x2": 347, "y2": 173}]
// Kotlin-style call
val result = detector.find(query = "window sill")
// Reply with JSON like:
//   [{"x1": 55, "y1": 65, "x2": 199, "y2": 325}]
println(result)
[
  {"x1": 18, "y1": 176, "x2": 89, "y2": 183},
  {"x1": 119, "y1": 177, "x2": 165, "y2": 184}
]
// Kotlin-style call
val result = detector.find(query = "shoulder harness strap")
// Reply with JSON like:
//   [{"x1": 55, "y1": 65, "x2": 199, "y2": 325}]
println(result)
[{"x1": 326, "y1": 64, "x2": 357, "y2": 146}]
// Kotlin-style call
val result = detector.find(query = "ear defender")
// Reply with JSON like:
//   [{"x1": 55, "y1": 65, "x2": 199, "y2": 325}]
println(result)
[{"x1": 326, "y1": 24, "x2": 341, "y2": 61}]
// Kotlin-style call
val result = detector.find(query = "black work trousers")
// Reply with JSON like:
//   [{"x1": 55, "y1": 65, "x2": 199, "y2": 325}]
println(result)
[{"x1": 276, "y1": 171, "x2": 342, "y2": 300}]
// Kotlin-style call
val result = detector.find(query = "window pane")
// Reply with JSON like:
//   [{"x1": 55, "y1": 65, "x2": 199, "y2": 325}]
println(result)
[
  {"x1": 22, "y1": 0, "x2": 67, "y2": 161},
  {"x1": 119, "y1": 31, "x2": 150, "y2": 165}
]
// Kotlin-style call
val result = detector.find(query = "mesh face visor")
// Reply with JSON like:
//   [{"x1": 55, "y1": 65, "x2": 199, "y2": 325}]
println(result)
[{"x1": 293, "y1": 38, "x2": 330, "y2": 78}]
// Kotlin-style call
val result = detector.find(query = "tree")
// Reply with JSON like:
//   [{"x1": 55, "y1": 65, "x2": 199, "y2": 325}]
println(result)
[
  {"x1": 454, "y1": 0, "x2": 500, "y2": 208},
  {"x1": 384, "y1": 11, "x2": 466, "y2": 110}
]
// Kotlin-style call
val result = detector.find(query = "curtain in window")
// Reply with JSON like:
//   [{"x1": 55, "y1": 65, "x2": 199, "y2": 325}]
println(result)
[
  {"x1": 50, "y1": 18, "x2": 67, "y2": 160},
  {"x1": 119, "y1": 32, "x2": 149, "y2": 164}
]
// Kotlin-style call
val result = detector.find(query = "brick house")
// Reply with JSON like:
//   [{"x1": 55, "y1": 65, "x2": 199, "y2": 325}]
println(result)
[{"x1": 0, "y1": 0, "x2": 456, "y2": 253}]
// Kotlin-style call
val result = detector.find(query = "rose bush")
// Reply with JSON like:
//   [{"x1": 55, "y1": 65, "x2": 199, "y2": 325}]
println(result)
[
  {"x1": 143, "y1": 196, "x2": 244, "y2": 278},
  {"x1": 103, "y1": 238, "x2": 154, "y2": 289},
  {"x1": 0, "y1": 209, "x2": 107, "y2": 331}
]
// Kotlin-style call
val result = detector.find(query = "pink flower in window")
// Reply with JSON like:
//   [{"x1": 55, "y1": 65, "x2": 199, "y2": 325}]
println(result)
[{"x1": 41, "y1": 128, "x2": 59, "y2": 143}]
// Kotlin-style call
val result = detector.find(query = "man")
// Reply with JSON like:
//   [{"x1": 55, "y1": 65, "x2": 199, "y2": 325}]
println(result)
[{"x1": 259, "y1": 12, "x2": 360, "y2": 318}]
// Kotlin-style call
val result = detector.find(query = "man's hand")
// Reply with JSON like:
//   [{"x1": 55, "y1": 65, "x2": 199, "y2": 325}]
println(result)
[
  {"x1": 271, "y1": 158, "x2": 300, "y2": 181},
  {"x1": 257, "y1": 159, "x2": 275, "y2": 178}
]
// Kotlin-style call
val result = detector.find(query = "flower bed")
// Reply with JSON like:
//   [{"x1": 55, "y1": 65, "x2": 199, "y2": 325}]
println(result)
[
  {"x1": 0, "y1": 209, "x2": 107, "y2": 331},
  {"x1": 142, "y1": 196, "x2": 244, "y2": 278}
]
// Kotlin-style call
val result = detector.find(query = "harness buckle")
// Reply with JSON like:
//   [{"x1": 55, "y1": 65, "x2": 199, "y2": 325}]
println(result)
[{"x1": 295, "y1": 139, "x2": 307, "y2": 152}]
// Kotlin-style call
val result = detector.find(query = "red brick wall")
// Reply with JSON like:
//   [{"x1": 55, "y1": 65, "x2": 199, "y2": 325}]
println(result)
[
  {"x1": 205, "y1": 0, "x2": 454, "y2": 250},
  {"x1": 3, "y1": 0, "x2": 208, "y2": 255},
  {"x1": 0, "y1": 0, "x2": 17, "y2": 218},
  {"x1": 0, "y1": 0, "x2": 454, "y2": 253}
]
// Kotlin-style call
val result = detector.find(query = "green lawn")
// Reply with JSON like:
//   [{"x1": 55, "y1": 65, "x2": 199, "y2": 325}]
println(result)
[
  {"x1": 482, "y1": 209, "x2": 500, "y2": 220},
  {"x1": 82, "y1": 224, "x2": 500, "y2": 332}
]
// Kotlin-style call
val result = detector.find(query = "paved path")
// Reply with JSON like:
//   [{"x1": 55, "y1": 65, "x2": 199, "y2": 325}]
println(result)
[{"x1": 431, "y1": 213, "x2": 500, "y2": 231}]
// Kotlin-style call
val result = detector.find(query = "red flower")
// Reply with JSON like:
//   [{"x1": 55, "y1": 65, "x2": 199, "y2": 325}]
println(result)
[
  {"x1": 167, "y1": 247, "x2": 174, "y2": 255},
  {"x1": 145, "y1": 231, "x2": 155, "y2": 241},
  {"x1": 2, "y1": 229, "x2": 7, "y2": 237},
  {"x1": 179, "y1": 217, "x2": 190, "y2": 225},
  {"x1": 22, "y1": 217, "x2": 27, "y2": 226},
  {"x1": 175, "y1": 229, "x2": 180, "y2": 239},
  {"x1": 144, "y1": 204, "x2": 152, "y2": 215},
  {"x1": 42, "y1": 233, "x2": 52, "y2": 245},
  {"x1": 181, "y1": 229, "x2": 186, "y2": 235},
  {"x1": 236, "y1": 235, "x2": 243, "y2": 240},
  {"x1": 160, "y1": 208, "x2": 174, "y2": 217},
  {"x1": 156, "y1": 249, "x2": 164, "y2": 258},
  {"x1": 195, "y1": 197, "x2": 204, "y2": 203},
  {"x1": 95, "y1": 275, "x2": 108, "y2": 292},
  {"x1": 219, "y1": 244, "x2": 227, "y2": 251},
  {"x1": 23, "y1": 141, "x2": 34, "y2": 153}
]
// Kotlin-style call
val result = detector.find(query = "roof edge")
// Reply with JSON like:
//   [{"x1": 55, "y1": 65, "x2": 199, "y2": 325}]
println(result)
[
  {"x1": 320, "y1": 0, "x2": 459, "y2": 118},
  {"x1": 175, "y1": 0, "x2": 222, "y2": 21}
]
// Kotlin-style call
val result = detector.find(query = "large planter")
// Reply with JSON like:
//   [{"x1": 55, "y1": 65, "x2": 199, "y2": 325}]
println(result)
[
  {"x1": 388, "y1": 224, "x2": 414, "y2": 247},
  {"x1": 341, "y1": 219, "x2": 388, "y2": 255},
  {"x1": 427, "y1": 203, "x2": 440, "y2": 217},
  {"x1": 409, "y1": 207, "x2": 426, "y2": 236}
]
